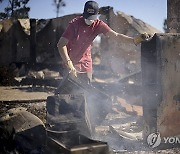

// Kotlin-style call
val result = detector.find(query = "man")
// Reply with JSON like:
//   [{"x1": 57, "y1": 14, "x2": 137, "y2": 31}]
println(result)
[
  {"x1": 57, "y1": 0, "x2": 149, "y2": 83},
  {"x1": 57, "y1": 1, "x2": 149, "y2": 137}
]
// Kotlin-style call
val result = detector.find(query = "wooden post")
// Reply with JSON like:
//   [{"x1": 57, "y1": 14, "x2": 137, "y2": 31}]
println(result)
[{"x1": 30, "y1": 19, "x2": 37, "y2": 65}]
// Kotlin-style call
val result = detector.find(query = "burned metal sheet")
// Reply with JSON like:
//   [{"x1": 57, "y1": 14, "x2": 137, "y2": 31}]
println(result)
[
  {"x1": 55, "y1": 72, "x2": 112, "y2": 121},
  {"x1": 46, "y1": 94, "x2": 92, "y2": 137},
  {"x1": 53, "y1": 73, "x2": 113, "y2": 133}
]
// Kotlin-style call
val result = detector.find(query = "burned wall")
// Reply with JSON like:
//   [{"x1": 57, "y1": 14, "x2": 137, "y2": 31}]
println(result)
[
  {"x1": 36, "y1": 14, "x2": 79, "y2": 63},
  {"x1": 0, "y1": 14, "x2": 80, "y2": 66},
  {"x1": 157, "y1": 34, "x2": 180, "y2": 137},
  {"x1": 142, "y1": 34, "x2": 180, "y2": 138},
  {"x1": 0, "y1": 8, "x2": 161, "y2": 74},
  {"x1": 0, "y1": 19, "x2": 30, "y2": 65}
]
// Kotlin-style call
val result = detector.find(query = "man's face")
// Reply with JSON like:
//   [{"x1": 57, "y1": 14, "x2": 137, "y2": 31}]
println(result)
[{"x1": 84, "y1": 18, "x2": 95, "y2": 25}]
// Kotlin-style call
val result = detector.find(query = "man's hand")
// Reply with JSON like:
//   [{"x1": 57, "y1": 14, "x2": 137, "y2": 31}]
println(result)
[
  {"x1": 133, "y1": 32, "x2": 150, "y2": 45},
  {"x1": 65, "y1": 60, "x2": 77, "y2": 77}
]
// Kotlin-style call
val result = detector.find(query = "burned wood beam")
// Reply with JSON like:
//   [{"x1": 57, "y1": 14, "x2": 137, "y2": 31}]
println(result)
[{"x1": 30, "y1": 19, "x2": 37, "y2": 65}]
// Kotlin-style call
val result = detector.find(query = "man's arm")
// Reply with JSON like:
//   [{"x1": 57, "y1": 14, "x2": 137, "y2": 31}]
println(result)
[
  {"x1": 57, "y1": 37, "x2": 70, "y2": 63},
  {"x1": 105, "y1": 30, "x2": 134, "y2": 44},
  {"x1": 105, "y1": 30, "x2": 149, "y2": 45},
  {"x1": 57, "y1": 37, "x2": 77, "y2": 76}
]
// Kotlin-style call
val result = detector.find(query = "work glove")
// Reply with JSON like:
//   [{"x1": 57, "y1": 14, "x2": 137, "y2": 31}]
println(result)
[
  {"x1": 133, "y1": 32, "x2": 150, "y2": 45},
  {"x1": 65, "y1": 60, "x2": 77, "y2": 77}
]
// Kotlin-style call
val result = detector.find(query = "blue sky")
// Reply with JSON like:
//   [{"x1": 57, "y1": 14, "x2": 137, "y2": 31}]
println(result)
[{"x1": 0, "y1": 0, "x2": 167, "y2": 31}]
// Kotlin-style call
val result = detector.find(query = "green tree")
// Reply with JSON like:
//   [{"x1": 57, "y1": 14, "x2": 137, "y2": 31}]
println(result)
[
  {"x1": 0, "y1": 0, "x2": 30, "y2": 19},
  {"x1": 53, "y1": 0, "x2": 66, "y2": 18}
]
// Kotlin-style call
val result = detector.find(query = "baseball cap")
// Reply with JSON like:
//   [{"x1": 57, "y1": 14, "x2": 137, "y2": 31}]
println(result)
[{"x1": 83, "y1": 1, "x2": 99, "y2": 20}]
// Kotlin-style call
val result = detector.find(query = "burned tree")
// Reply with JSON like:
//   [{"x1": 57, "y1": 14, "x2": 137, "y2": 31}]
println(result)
[{"x1": 53, "y1": 0, "x2": 66, "y2": 18}]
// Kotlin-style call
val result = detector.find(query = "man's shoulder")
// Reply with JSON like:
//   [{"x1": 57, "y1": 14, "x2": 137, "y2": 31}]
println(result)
[{"x1": 70, "y1": 16, "x2": 83, "y2": 24}]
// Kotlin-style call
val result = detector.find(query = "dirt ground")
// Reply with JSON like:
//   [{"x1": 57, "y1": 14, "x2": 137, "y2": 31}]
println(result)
[
  {"x1": 0, "y1": 85, "x2": 179, "y2": 153},
  {"x1": 0, "y1": 86, "x2": 53, "y2": 101}
]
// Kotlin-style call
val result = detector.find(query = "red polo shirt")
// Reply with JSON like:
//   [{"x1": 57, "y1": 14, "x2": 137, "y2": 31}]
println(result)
[{"x1": 62, "y1": 16, "x2": 111, "y2": 73}]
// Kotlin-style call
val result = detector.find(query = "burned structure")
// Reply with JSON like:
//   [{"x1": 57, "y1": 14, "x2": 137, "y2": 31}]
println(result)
[
  {"x1": 142, "y1": 34, "x2": 180, "y2": 139},
  {"x1": 1, "y1": 2, "x2": 179, "y2": 154},
  {"x1": 0, "y1": 8, "x2": 160, "y2": 78},
  {"x1": 142, "y1": 0, "x2": 180, "y2": 144}
]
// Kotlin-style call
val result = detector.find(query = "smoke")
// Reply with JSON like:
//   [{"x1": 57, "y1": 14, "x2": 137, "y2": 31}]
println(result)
[
  {"x1": 85, "y1": 91, "x2": 112, "y2": 133},
  {"x1": 85, "y1": 34, "x2": 145, "y2": 151}
]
